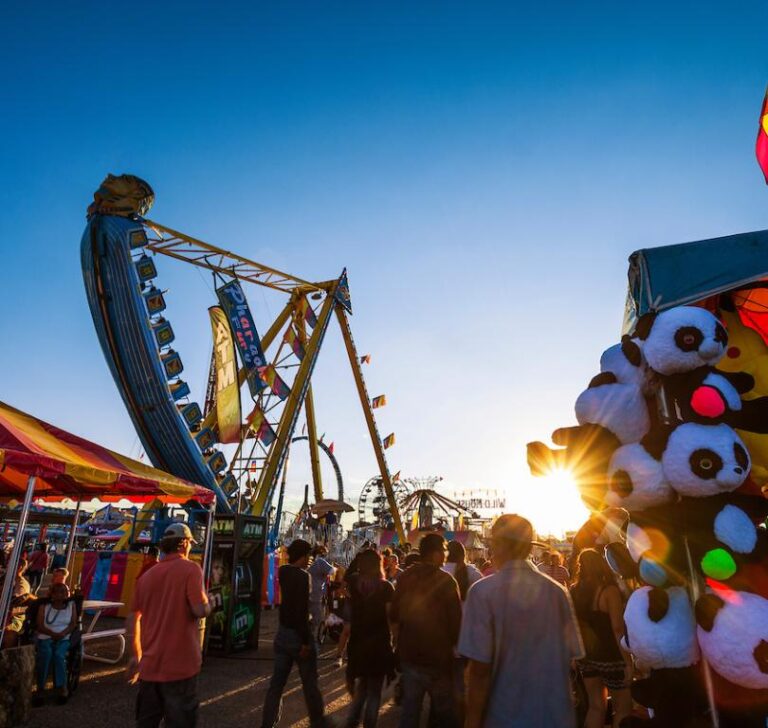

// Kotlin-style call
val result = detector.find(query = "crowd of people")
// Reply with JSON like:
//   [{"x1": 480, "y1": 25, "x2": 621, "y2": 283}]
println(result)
[
  {"x1": 260, "y1": 514, "x2": 636, "y2": 728},
  {"x1": 0, "y1": 517, "x2": 637, "y2": 727}
]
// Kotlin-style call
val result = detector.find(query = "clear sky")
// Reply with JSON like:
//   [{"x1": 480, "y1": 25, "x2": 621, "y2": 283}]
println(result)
[{"x1": 2, "y1": 2, "x2": 768, "y2": 534}]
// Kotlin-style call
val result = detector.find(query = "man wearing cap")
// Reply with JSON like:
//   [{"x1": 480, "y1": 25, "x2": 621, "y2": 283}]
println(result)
[
  {"x1": 127, "y1": 522, "x2": 210, "y2": 727},
  {"x1": 459, "y1": 514, "x2": 584, "y2": 728}
]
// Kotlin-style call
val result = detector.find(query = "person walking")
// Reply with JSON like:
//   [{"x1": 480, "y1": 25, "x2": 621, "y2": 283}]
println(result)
[
  {"x1": 127, "y1": 523, "x2": 210, "y2": 728},
  {"x1": 308, "y1": 544, "x2": 335, "y2": 643},
  {"x1": 570, "y1": 548, "x2": 632, "y2": 728},
  {"x1": 390, "y1": 532, "x2": 462, "y2": 728},
  {"x1": 261, "y1": 539, "x2": 329, "y2": 728},
  {"x1": 459, "y1": 514, "x2": 584, "y2": 728},
  {"x1": 443, "y1": 541, "x2": 483, "y2": 601},
  {"x1": 538, "y1": 551, "x2": 570, "y2": 587},
  {"x1": 340, "y1": 549, "x2": 395, "y2": 728}
]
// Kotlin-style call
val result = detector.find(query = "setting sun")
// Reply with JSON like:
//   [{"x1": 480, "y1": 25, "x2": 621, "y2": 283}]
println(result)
[{"x1": 507, "y1": 468, "x2": 591, "y2": 538}]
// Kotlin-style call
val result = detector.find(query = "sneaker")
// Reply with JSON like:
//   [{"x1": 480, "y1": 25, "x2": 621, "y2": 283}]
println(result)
[{"x1": 56, "y1": 688, "x2": 68, "y2": 705}]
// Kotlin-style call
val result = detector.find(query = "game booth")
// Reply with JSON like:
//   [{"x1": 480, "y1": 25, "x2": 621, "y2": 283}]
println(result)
[
  {"x1": 0, "y1": 400, "x2": 216, "y2": 727},
  {"x1": 529, "y1": 228, "x2": 768, "y2": 727}
]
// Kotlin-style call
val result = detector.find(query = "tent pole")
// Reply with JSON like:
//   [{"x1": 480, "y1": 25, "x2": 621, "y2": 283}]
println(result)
[
  {"x1": 0, "y1": 475, "x2": 37, "y2": 647},
  {"x1": 64, "y1": 498, "x2": 82, "y2": 574},
  {"x1": 201, "y1": 503, "x2": 215, "y2": 587}
]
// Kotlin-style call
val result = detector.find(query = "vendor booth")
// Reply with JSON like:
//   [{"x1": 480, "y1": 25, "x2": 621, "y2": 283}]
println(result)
[{"x1": 0, "y1": 400, "x2": 216, "y2": 648}]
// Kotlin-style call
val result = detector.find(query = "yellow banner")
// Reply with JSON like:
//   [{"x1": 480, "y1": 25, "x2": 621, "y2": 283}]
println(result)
[{"x1": 209, "y1": 306, "x2": 242, "y2": 444}]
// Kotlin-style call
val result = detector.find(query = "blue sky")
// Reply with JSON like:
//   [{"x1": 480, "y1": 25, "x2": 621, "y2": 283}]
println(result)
[{"x1": 2, "y1": 2, "x2": 768, "y2": 532}]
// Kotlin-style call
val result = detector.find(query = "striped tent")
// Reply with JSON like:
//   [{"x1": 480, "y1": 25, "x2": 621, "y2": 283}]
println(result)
[{"x1": 0, "y1": 401, "x2": 214, "y2": 504}]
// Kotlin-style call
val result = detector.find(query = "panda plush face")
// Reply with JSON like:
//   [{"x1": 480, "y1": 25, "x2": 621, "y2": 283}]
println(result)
[
  {"x1": 635, "y1": 307, "x2": 728, "y2": 376},
  {"x1": 661, "y1": 423, "x2": 750, "y2": 497}
]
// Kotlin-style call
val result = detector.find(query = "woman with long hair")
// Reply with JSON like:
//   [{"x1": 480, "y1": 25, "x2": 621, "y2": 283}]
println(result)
[
  {"x1": 341, "y1": 549, "x2": 395, "y2": 728},
  {"x1": 444, "y1": 541, "x2": 483, "y2": 601},
  {"x1": 570, "y1": 548, "x2": 632, "y2": 728}
]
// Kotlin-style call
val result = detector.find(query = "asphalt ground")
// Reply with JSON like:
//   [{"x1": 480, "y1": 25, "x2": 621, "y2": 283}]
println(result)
[{"x1": 28, "y1": 608, "x2": 404, "y2": 727}]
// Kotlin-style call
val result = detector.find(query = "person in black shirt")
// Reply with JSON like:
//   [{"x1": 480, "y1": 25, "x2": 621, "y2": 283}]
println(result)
[
  {"x1": 261, "y1": 539, "x2": 328, "y2": 728},
  {"x1": 391, "y1": 533, "x2": 462, "y2": 728}
]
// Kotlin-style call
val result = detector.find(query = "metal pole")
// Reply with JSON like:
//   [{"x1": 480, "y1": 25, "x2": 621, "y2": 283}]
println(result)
[
  {"x1": 64, "y1": 499, "x2": 82, "y2": 574},
  {"x1": 0, "y1": 475, "x2": 37, "y2": 647},
  {"x1": 684, "y1": 537, "x2": 719, "y2": 728},
  {"x1": 201, "y1": 503, "x2": 215, "y2": 588}
]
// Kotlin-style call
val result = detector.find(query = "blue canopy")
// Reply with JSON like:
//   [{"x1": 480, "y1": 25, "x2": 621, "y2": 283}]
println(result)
[{"x1": 624, "y1": 229, "x2": 768, "y2": 332}]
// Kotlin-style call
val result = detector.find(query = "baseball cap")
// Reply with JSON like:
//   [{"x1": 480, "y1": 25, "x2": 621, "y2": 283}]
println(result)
[
  {"x1": 163, "y1": 523, "x2": 198, "y2": 543},
  {"x1": 491, "y1": 514, "x2": 533, "y2": 544}
]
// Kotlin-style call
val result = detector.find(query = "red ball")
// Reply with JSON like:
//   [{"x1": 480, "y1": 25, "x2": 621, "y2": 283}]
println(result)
[{"x1": 690, "y1": 385, "x2": 726, "y2": 418}]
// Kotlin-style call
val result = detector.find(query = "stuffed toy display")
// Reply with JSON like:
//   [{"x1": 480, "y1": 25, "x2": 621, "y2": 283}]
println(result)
[{"x1": 528, "y1": 303, "x2": 768, "y2": 725}]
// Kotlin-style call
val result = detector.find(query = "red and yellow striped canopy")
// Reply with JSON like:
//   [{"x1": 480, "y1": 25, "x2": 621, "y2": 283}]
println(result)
[{"x1": 0, "y1": 401, "x2": 214, "y2": 504}]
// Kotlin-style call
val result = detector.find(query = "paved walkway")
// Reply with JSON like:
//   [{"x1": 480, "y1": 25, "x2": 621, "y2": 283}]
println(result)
[{"x1": 29, "y1": 608, "x2": 403, "y2": 727}]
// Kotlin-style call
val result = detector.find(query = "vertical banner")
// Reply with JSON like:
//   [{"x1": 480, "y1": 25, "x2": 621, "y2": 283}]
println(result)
[
  {"x1": 216, "y1": 279, "x2": 267, "y2": 397},
  {"x1": 209, "y1": 306, "x2": 242, "y2": 444}
]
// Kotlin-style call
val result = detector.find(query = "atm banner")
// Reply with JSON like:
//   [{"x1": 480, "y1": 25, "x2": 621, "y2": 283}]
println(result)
[
  {"x1": 216, "y1": 280, "x2": 267, "y2": 397},
  {"x1": 209, "y1": 306, "x2": 242, "y2": 444}
]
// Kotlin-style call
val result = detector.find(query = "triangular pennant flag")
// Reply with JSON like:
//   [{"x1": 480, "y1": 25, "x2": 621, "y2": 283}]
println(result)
[
  {"x1": 298, "y1": 297, "x2": 318, "y2": 328},
  {"x1": 372, "y1": 395, "x2": 387, "y2": 409},
  {"x1": 392, "y1": 470, "x2": 401, "y2": 483},
  {"x1": 259, "y1": 365, "x2": 291, "y2": 401},
  {"x1": 360, "y1": 354, "x2": 371, "y2": 365},
  {"x1": 383, "y1": 433, "x2": 395, "y2": 449},
  {"x1": 248, "y1": 406, "x2": 277, "y2": 447},
  {"x1": 283, "y1": 326, "x2": 305, "y2": 361},
  {"x1": 328, "y1": 442, "x2": 335, "y2": 455}
]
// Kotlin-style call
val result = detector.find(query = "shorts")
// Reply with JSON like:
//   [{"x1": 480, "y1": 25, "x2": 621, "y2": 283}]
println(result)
[{"x1": 578, "y1": 658, "x2": 629, "y2": 690}]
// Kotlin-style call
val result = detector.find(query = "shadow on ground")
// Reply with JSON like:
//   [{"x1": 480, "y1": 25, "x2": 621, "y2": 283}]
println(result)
[{"x1": 28, "y1": 609, "x2": 403, "y2": 727}]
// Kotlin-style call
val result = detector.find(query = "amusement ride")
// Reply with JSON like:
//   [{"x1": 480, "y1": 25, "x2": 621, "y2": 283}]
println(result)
[{"x1": 80, "y1": 174, "x2": 407, "y2": 546}]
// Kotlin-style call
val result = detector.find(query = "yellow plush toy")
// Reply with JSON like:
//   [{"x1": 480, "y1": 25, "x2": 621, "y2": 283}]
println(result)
[{"x1": 716, "y1": 307, "x2": 768, "y2": 489}]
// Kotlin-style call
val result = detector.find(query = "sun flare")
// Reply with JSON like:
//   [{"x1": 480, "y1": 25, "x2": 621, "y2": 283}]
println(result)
[{"x1": 507, "y1": 468, "x2": 591, "y2": 538}]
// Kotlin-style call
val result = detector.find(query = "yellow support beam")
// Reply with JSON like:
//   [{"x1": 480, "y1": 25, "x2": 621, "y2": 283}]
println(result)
[
  {"x1": 297, "y1": 301, "x2": 324, "y2": 503},
  {"x1": 251, "y1": 292, "x2": 337, "y2": 515},
  {"x1": 304, "y1": 386, "x2": 324, "y2": 503},
  {"x1": 144, "y1": 219, "x2": 326, "y2": 294},
  {"x1": 335, "y1": 307, "x2": 406, "y2": 544}
]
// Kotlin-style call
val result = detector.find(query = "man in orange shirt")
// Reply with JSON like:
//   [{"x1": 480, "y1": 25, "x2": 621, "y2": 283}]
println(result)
[{"x1": 127, "y1": 523, "x2": 210, "y2": 727}]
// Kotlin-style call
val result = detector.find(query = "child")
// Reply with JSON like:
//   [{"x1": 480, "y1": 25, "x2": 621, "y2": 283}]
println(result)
[{"x1": 34, "y1": 582, "x2": 76, "y2": 705}]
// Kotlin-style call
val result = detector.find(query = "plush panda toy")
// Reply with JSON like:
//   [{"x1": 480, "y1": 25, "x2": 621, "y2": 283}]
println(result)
[
  {"x1": 660, "y1": 422, "x2": 750, "y2": 498},
  {"x1": 634, "y1": 306, "x2": 729, "y2": 376},
  {"x1": 622, "y1": 586, "x2": 700, "y2": 670},
  {"x1": 696, "y1": 590, "x2": 768, "y2": 690},
  {"x1": 574, "y1": 374, "x2": 650, "y2": 445},
  {"x1": 605, "y1": 440, "x2": 675, "y2": 511}
]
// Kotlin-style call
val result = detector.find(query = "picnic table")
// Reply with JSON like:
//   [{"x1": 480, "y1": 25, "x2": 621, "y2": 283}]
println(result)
[{"x1": 82, "y1": 599, "x2": 125, "y2": 664}]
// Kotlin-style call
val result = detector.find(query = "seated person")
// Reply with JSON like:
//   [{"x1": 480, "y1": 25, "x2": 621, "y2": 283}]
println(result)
[
  {"x1": 34, "y1": 582, "x2": 76, "y2": 705},
  {"x1": 2, "y1": 558, "x2": 34, "y2": 648}
]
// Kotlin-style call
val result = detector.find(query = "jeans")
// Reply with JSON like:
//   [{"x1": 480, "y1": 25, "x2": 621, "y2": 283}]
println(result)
[
  {"x1": 136, "y1": 675, "x2": 199, "y2": 728},
  {"x1": 261, "y1": 625, "x2": 326, "y2": 728},
  {"x1": 346, "y1": 674, "x2": 385, "y2": 728},
  {"x1": 36, "y1": 637, "x2": 70, "y2": 690},
  {"x1": 399, "y1": 663, "x2": 458, "y2": 728}
]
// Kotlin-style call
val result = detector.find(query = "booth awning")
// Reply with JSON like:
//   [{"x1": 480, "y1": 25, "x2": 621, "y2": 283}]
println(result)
[
  {"x1": 0, "y1": 401, "x2": 214, "y2": 504},
  {"x1": 626, "y1": 229, "x2": 768, "y2": 319}
]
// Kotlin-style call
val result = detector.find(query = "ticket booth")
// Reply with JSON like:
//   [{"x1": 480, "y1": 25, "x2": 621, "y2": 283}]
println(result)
[{"x1": 206, "y1": 514, "x2": 267, "y2": 653}]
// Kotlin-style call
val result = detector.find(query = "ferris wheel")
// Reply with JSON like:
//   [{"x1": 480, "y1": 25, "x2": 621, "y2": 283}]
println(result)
[{"x1": 357, "y1": 475, "x2": 412, "y2": 529}]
